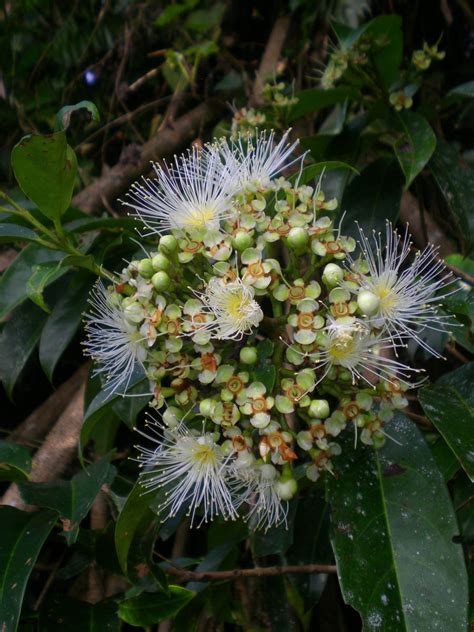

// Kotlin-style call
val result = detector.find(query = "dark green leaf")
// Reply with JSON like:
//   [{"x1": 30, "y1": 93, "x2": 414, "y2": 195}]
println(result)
[
  {"x1": 26, "y1": 260, "x2": 64, "y2": 312},
  {"x1": 60, "y1": 253, "x2": 98, "y2": 274},
  {"x1": 430, "y1": 141, "x2": 474, "y2": 252},
  {"x1": 393, "y1": 111, "x2": 436, "y2": 187},
  {"x1": 252, "y1": 500, "x2": 296, "y2": 557},
  {"x1": 448, "y1": 81, "x2": 474, "y2": 99},
  {"x1": 327, "y1": 414, "x2": 468, "y2": 631},
  {"x1": 419, "y1": 363, "x2": 474, "y2": 482},
  {"x1": 112, "y1": 378, "x2": 151, "y2": 428},
  {"x1": 18, "y1": 456, "x2": 116, "y2": 545},
  {"x1": 0, "y1": 507, "x2": 57, "y2": 632},
  {"x1": 39, "y1": 595, "x2": 119, "y2": 631},
  {"x1": 55, "y1": 101, "x2": 100, "y2": 132},
  {"x1": 0, "y1": 300, "x2": 49, "y2": 398},
  {"x1": 362, "y1": 15, "x2": 403, "y2": 89},
  {"x1": 288, "y1": 88, "x2": 358, "y2": 121},
  {"x1": 0, "y1": 245, "x2": 66, "y2": 319},
  {"x1": 292, "y1": 161, "x2": 359, "y2": 186},
  {"x1": 0, "y1": 224, "x2": 40, "y2": 244},
  {"x1": 0, "y1": 440, "x2": 32, "y2": 482},
  {"x1": 118, "y1": 587, "x2": 195, "y2": 626},
  {"x1": 39, "y1": 273, "x2": 93, "y2": 381},
  {"x1": 428, "y1": 435, "x2": 461, "y2": 482},
  {"x1": 251, "y1": 365, "x2": 276, "y2": 393},
  {"x1": 11, "y1": 131, "x2": 78, "y2": 221},
  {"x1": 65, "y1": 215, "x2": 137, "y2": 234},
  {"x1": 341, "y1": 158, "x2": 404, "y2": 238}
]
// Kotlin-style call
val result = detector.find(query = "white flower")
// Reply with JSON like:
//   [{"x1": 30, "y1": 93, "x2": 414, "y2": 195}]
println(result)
[
  {"x1": 222, "y1": 129, "x2": 301, "y2": 191},
  {"x1": 83, "y1": 282, "x2": 147, "y2": 393},
  {"x1": 351, "y1": 223, "x2": 456, "y2": 356},
  {"x1": 191, "y1": 276, "x2": 263, "y2": 340},
  {"x1": 299, "y1": 317, "x2": 419, "y2": 387},
  {"x1": 136, "y1": 419, "x2": 237, "y2": 526},
  {"x1": 122, "y1": 144, "x2": 237, "y2": 234}
]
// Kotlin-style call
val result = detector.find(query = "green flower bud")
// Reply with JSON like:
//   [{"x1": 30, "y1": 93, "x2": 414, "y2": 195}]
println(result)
[
  {"x1": 276, "y1": 477, "x2": 297, "y2": 500},
  {"x1": 357, "y1": 289, "x2": 380, "y2": 316},
  {"x1": 152, "y1": 253, "x2": 170, "y2": 271},
  {"x1": 137, "y1": 258, "x2": 155, "y2": 279},
  {"x1": 329, "y1": 287, "x2": 351, "y2": 303},
  {"x1": 233, "y1": 230, "x2": 253, "y2": 252},
  {"x1": 308, "y1": 399, "x2": 330, "y2": 419},
  {"x1": 287, "y1": 226, "x2": 309, "y2": 250},
  {"x1": 297, "y1": 430, "x2": 313, "y2": 451},
  {"x1": 152, "y1": 271, "x2": 171, "y2": 291},
  {"x1": 260, "y1": 463, "x2": 278, "y2": 481},
  {"x1": 240, "y1": 346, "x2": 258, "y2": 364},
  {"x1": 199, "y1": 398, "x2": 216, "y2": 417},
  {"x1": 123, "y1": 301, "x2": 145, "y2": 323},
  {"x1": 322, "y1": 263, "x2": 344, "y2": 286},
  {"x1": 159, "y1": 234, "x2": 178, "y2": 254}
]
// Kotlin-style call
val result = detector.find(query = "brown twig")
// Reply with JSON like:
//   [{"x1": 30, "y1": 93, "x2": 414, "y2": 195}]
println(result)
[
  {"x1": 251, "y1": 15, "x2": 291, "y2": 106},
  {"x1": 403, "y1": 409, "x2": 433, "y2": 429},
  {"x1": 445, "y1": 343, "x2": 470, "y2": 364},
  {"x1": 71, "y1": 101, "x2": 225, "y2": 215},
  {"x1": 163, "y1": 562, "x2": 336, "y2": 582}
]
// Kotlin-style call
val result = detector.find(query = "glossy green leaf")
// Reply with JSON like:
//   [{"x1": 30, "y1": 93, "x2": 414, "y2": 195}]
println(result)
[
  {"x1": 252, "y1": 501, "x2": 296, "y2": 557},
  {"x1": 26, "y1": 260, "x2": 64, "y2": 312},
  {"x1": 65, "y1": 215, "x2": 137, "y2": 234},
  {"x1": 327, "y1": 414, "x2": 468, "y2": 631},
  {"x1": 39, "y1": 595, "x2": 119, "y2": 631},
  {"x1": 419, "y1": 363, "x2": 474, "y2": 482},
  {"x1": 448, "y1": 81, "x2": 474, "y2": 99},
  {"x1": 428, "y1": 435, "x2": 461, "y2": 482},
  {"x1": 430, "y1": 141, "x2": 474, "y2": 252},
  {"x1": 0, "y1": 245, "x2": 66, "y2": 319},
  {"x1": 292, "y1": 161, "x2": 359, "y2": 186},
  {"x1": 0, "y1": 440, "x2": 32, "y2": 482},
  {"x1": 0, "y1": 224, "x2": 39, "y2": 244},
  {"x1": 0, "y1": 507, "x2": 57, "y2": 632},
  {"x1": 393, "y1": 111, "x2": 436, "y2": 187},
  {"x1": 341, "y1": 158, "x2": 404, "y2": 238},
  {"x1": 0, "y1": 300, "x2": 49, "y2": 398},
  {"x1": 11, "y1": 131, "x2": 77, "y2": 220},
  {"x1": 39, "y1": 273, "x2": 93, "y2": 381},
  {"x1": 119, "y1": 587, "x2": 195, "y2": 626},
  {"x1": 18, "y1": 456, "x2": 116, "y2": 545},
  {"x1": 55, "y1": 101, "x2": 100, "y2": 132},
  {"x1": 288, "y1": 87, "x2": 357, "y2": 121},
  {"x1": 362, "y1": 15, "x2": 403, "y2": 89}
]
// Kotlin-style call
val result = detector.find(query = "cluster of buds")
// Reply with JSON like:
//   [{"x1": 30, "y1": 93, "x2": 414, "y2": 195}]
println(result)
[{"x1": 84, "y1": 129, "x2": 455, "y2": 530}]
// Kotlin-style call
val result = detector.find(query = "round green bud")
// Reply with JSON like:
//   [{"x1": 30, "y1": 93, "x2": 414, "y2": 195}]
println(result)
[
  {"x1": 240, "y1": 346, "x2": 258, "y2": 365},
  {"x1": 152, "y1": 253, "x2": 170, "y2": 271},
  {"x1": 199, "y1": 399, "x2": 216, "y2": 417},
  {"x1": 137, "y1": 258, "x2": 155, "y2": 279},
  {"x1": 152, "y1": 271, "x2": 171, "y2": 291},
  {"x1": 260, "y1": 463, "x2": 278, "y2": 481},
  {"x1": 159, "y1": 234, "x2": 178, "y2": 254},
  {"x1": 276, "y1": 477, "x2": 297, "y2": 500},
  {"x1": 308, "y1": 399, "x2": 330, "y2": 419},
  {"x1": 233, "y1": 230, "x2": 253, "y2": 252},
  {"x1": 322, "y1": 263, "x2": 344, "y2": 287},
  {"x1": 236, "y1": 451, "x2": 256, "y2": 468},
  {"x1": 123, "y1": 301, "x2": 145, "y2": 323},
  {"x1": 287, "y1": 226, "x2": 309, "y2": 250},
  {"x1": 357, "y1": 290, "x2": 380, "y2": 316}
]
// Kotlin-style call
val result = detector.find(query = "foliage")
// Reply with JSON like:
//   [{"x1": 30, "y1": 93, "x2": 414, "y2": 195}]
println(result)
[{"x1": 1, "y1": 2, "x2": 474, "y2": 631}]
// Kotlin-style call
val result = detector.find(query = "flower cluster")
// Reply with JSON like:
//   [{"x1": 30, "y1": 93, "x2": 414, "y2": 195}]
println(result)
[{"x1": 84, "y1": 129, "x2": 455, "y2": 530}]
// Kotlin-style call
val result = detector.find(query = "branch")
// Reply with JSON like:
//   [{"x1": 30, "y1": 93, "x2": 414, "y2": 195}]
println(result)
[
  {"x1": 164, "y1": 562, "x2": 337, "y2": 582},
  {"x1": 251, "y1": 15, "x2": 291, "y2": 106},
  {"x1": 72, "y1": 101, "x2": 225, "y2": 215}
]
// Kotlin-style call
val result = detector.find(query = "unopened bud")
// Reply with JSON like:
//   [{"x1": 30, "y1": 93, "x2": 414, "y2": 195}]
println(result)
[
  {"x1": 137, "y1": 258, "x2": 154, "y2": 279},
  {"x1": 276, "y1": 477, "x2": 297, "y2": 500},
  {"x1": 240, "y1": 346, "x2": 258, "y2": 365},
  {"x1": 152, "y1": 253, "x2": 170, "y2": 271},
  {"x1": 159, "y1": 235, "x2": 178, "y2": 254},
  {"x1": 152, "y1": 271, "x2": 171, "y2": 291},
  {"x1": 357, "y1": 290, "x2": 380, "y2": 316},
  {"x1": 233, "y1": 230, "x2": 253, "y2": 251},
  {"x1": 322, "y1": 263, "x2": 344, "y2": 286},
  {"x1": 287, "y1": 226, "x2": 309, "y2": 250},
  {"x1": 308, "y1": 399, "x2": 330, "y2": 419}
]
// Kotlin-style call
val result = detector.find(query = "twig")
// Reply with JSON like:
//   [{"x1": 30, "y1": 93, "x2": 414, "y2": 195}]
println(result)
[
  {"x1": 251, "y1": 15, "x2": 291, "y2": 106},
  {"x1": 445, "y1": 343, "x2": 469, "y2": 364},
  {"x1": 403, "y1": 409, "x2": 433, "y2": 429},
  {"x1": 71, "y1": 101, "x2": 225, "y2": 215},
  {"x1": 163, "y1": 562, "x2": 336, "y2": 582}
]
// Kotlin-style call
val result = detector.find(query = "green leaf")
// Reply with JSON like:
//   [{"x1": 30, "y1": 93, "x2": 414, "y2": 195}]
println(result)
[
  {"x1": 341, "y1": 157, "x2": 404, "y2": 238},
  {"x1": 292, "y1": 161, "x2": 359, "y2": 186},
  {"x1": 362, "y1": 15, "x2": 403, "y2": 90},
  {"x1": 18, "y1": 457, "x2": 116, "y2": 545},
  {"x1": 419, "y1": 363, "x2": 474, "y2": 482},
  {"x1": 393, "y1": 111, "x2": 436, "y2": 187},
  {"x1": 112, "y1": 378, "x2": 151, "y2": 428},
  {"x1": 326, "y1": 414, "x2": 468, "y2": 631},
  {"x1": 0, "y1": 224, "x2": 40, "y2": 244},
  {"x1": 0, "y1": 440, "x2": 32, "y2": 482},
  {"x1": 60, "y1": 253, "x2": 98, "y2": 274},
  {"x1": 0, "y1": 300, "x2": 49, "y2": 398},
  {"x1": 0, "y1": 507, "x2": 57, "y2": 632},
  {"x1": 430, "y1": 141, "x2": 474, "y2": 252},
  {"x1": 55, "y1": 101, "x2": 100, "y2": 132},
  {"x1": 26, "y1": 260, "x2": 64, "y2": 312},
  {"x1": 252, "y1": 501, "x2": 296, "y2": 557},
  {"x1": 11, "y1": 131, "x2": 78, "y2": 221},
  {"x1": 39, "y1": 595, "x2": 119, "y2": 631},
  {"x1": 288, "y1": 88, "x2": 357, "y2": 121},
  {"x1": 0, "y1": 245, "x2": 66, "y2": 319},
  {"x1": 428, "y1": 435, "x2": 461, "y2": 482},
  {"x1": 118, "y1": 587, "x2": 195, "y2": 626},
  {"x1": 39, "y1": 273, "x2": 93, "y2": 381},
  {"x1": 448, "y1": 81, "x2": 474, "y2": 99}
]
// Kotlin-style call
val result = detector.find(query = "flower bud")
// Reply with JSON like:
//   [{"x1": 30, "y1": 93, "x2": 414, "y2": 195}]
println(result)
[
  {"x1": 357, "y1": 290, "x2": 380, "y2": 316},
  {"x1": 137, "y1": 258, "x2": 154, "y2": 279},
  {"x1": 276, "y1": 477, "x2": 297, "y2": 500},
  {"x1": 199, "y1": 398, "x2": 216, "y2": 418},
  {"x1": 159, "y1": 234, "x2": 178, "y2": 254},
  {"x1": 233, "y1": 230, "x2": 253, "y2": 252},
  {"x1": 287, "y1": 226, "x2": 309, "y2": 250},
  {"x1": 152, "y1": 253, "x2": 170, "y2": 271},
  {"x1": 152, "y1": 271, "x2": 171, "y2": 291},
  {"x1": 240, "y1": 346, "x2": 258, "y2": 365},
  {"x1": 322, "y1": 263, "x2": 344, "y2": 286},
  {"x1": 260, "y1": 463, "x2": 277, "y2": 481},
  {"x1": 123, "y1": 301, "x2": 145, "y2": 323},
  {"x1": 297, "y1": 430, "x2": 313, "y2": 451},
  {"x1": 308, "y1": 399, "x2": 330, "y2": 419}
]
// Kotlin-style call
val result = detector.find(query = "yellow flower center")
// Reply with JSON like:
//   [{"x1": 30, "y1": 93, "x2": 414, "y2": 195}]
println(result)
[
  {"x1": 328, "y1": 333, "x2": 356, "y2": 362},
  {"x1": 226, "y1": 292, "x2": 250, "y2": 320},
  {"x1": 191, "y1": 442, "x2": 217, "y2": 466},
  {"x1": 186, "y1": 206, "x2": 215, "y2": 227}
]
